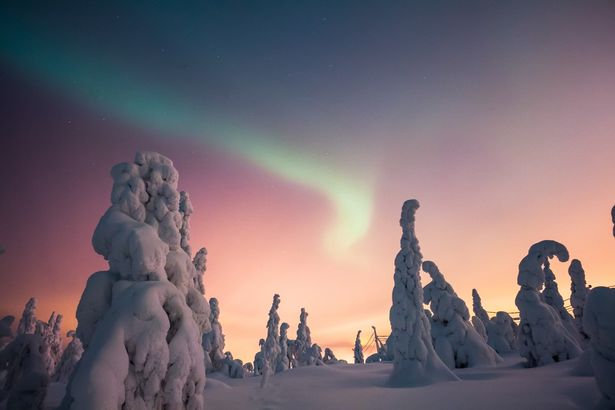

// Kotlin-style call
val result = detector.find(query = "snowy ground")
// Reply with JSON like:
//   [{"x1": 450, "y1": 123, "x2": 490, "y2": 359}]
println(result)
[{"x1": 205, "y1": 354, "x2": 600, "y2": 410}]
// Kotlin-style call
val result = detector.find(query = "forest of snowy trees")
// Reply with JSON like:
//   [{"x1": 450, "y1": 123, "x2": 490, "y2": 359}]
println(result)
[{"x1": 1, "y1": 152, "x2": 614, "y2": 410}]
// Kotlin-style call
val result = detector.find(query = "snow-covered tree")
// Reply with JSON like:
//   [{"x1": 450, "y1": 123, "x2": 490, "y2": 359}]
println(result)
[
  {"x1": 52, "y1": 331, "x2": 83, "y2": 384},
  {"x1": 541, "y1": 259, "x2": 581, "y2": 344},
  {"x1": 35, "y1": 312, "x2": 63, "y2": 375},
  {"x1": 0, "y1": 333, "x2": 49, "y2": 409},
  {"x1": 193, "y1": 247, "x2": 207, "y2": 296},
  {"x1": 471, "y1": 289, "x2": 490, "y2": 326},
  {"x1": 471, "y1": 316, "x2": 487, "y2": 342},
  {"x1": 203, "y1": 297, "x2": 225, "y2": 372},
  {"x1": 221, "y1": 352, "x2": 245, "y2": 379},
  {"x1": 515, "y1": 240, "x2": 582, "y2": 367},
  {"x1": 353, "y1": 330, "x2": 364, "y2": 364},
  {"x1": 17, "y1": 297, "x2": 37, "y2": 335},
  {"x1": 487, "y1": 312, "x2": 516, "y2": 354},
  {"x1": 388, "y1": 200, "x2": 458, "y2": 386},
  {"x1": 422, "y1": 260, "x2": 501, "y2": 368},
  {"x1": 62, "y1": 152, "x2": 208, "y2": 409},
  {"x1": 295, "y1": 308, "x2": 312, "y2": 366},
  {"x1": 179, "y1": 191, "x2": 193, "y2": 256},
  {"x1": 253, "y1": 339, "x2": 265, "y2": 376},
  {"x1": 569, "y1": 259, "x2": 590, "y2": 340},
  {"x1": 263, "y1": 295, "x2": 281, "y2": 384},
  {"x1": 584, "y1": 286, "x2": 615, "y2": 408},
  {"x1": 276, "y1": 322, "x2": 290, "y2": 373}
]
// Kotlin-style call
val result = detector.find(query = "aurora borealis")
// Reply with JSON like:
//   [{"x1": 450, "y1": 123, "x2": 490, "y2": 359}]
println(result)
[{"x1": 2, "y1": 1, "x2": 615, "y2": 362}]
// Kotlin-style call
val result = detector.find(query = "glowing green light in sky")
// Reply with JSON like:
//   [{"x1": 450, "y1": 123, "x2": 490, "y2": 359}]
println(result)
[{"x1": 0, "y1": 19, "x2": 373, "y2": 255}]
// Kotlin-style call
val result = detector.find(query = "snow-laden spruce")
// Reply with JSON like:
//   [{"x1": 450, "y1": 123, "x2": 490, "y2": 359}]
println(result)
[
  {"x1": 471, "y1": 316, "x2": 487, "y2": 342},
  {"x1": 295, "y1": 307, "x2": 313, "y2": 366},
  {"x1": 423, "y1": 260, "x2": 502, "y2": 368},
  {"x1": 193, "y1": 247, "x2": 207, "y2": 297},
  {"x1": 52, "y1": 331, "x2": 83, "y2": 384},
  {"x1": 62, "y1": 152, "x2": 209, "y2": 409},
  {"x1": 388, "y1": 200, "x2": 458, "y2": 386},
  {"x1": 17, "y1": 297, "x2": 37, "y2": 335},
  {"x1": 276, "y1": 322, "x2": 290, "y2": 372},
  {"x1": 515, "y1": 240, "x2": 582, "y2": 367},
  {"x1": 471, "y1": 289, "x2": 490, "y2": 326},
  {"x1": 584, "y1": 286, "x2": 615, "y2": 407},
  {"x1": 354, "y1": 330, "x2": 364, "y2": 364},
  {"x1": 203, "y1": 297, "x2": 225, "y2": 373},
  {"x1": 179, "y1": 191, "x2": 193, "y2": 256},
  {"x1": 541, "y1": 259, "x2": 581, "y2": 344},
  {"x1": 569, "y1": 259, "x2": 590, "y2": 340},
  {"x1": 262, "y1": 294, "x2": 281, "y2": 387},
  {"x1": 36, "y1": 312, "x2": 63, "y2": 375}
]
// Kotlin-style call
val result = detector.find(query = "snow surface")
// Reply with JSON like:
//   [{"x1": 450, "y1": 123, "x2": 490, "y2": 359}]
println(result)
[{"x1": 205, "y1": 354, "x2": 600, "y2": 410}]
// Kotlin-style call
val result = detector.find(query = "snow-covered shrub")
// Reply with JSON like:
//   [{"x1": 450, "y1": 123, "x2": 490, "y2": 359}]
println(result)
[
  {"x1": 203, "y1": 297, "x2": 225, "y2": 372},
  {"x1": 388, "y1": 200, "x2": 458, "y2": 386},
  {"x1": 253, "y1": 339, "x2": 265, "y2": 376},
  {"x1": 52, "y1": 331, "x2": 83, "y2": 384},
  {"x1": 323, "y1": 348, "x2": 345, "y2": 364},
  {"x1": 584, "y1": 286, "x2": 615, "y2": 407},
  {"x1": 487, "y1": 312, "x2": 516, "y2": 354},
  {"x1": 305, "y1": 344, "x2": 324, "y2": 366},
  {"x1": 423, "y1": 260, "x2": 502, "y2": 368},
  {"x1": 353, "y1": 330, "x2": 364, "y2": 364},
  {"x1": 17, "y1": 298, "x2": 37, "y2": 336},
  {"x1": 515, "y1": 240, "x2": 582, "y2": 367},
  {"x1": 0, "y1": 333, "x2": 49, "y2": 409},
  {"x1": 569, "y1": 259, "x2": 590, "y2": 340},
  {"x1": 221, "y1": 352, "x2": 245, "y2": 379},
  {"x1": 276, "y1": 322, "x2": 290, "y2": 373},
  {"x1": 62, "y1": 152, "x2": 207, "y2": 409}
]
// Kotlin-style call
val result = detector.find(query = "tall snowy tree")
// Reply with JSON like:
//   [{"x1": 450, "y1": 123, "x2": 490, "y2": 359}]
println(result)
[
  {"x1": 471, "y1": 316, "x2": 487, "y2": 342},
  {"x1": 193, "y1": 247, "x2": 207, "y2": 298},
  {"x1": 354, "y1": 330, "x2": 364, "y2": 364},
  {"x1": 471, "y1": 289, "x2": 490, "y2": 326},
  {"x1": 61, "y1": 152, "x2": 208, "y2": 409},
  {"x1": 17, "y1": 297, "x2": 37, "y2": 335},
  {"x1": 203, "y1": 297, "x2": 225, "y2": 372},
  {"x1": 423, "y1": 260, "x2": 501, "y2": 368},
  {"x1": 295, "y1": 308, "x2": 312, "y2": 366},
  {"x1": 541, "y1": 259, "x2": 582, "y2": 344},
  {"x1": 262, "y1": 294, "x2": 281, "y2": 387},
  {"x1": 569, "y1": 259, "x2": 590, "y2": 340},
  {"x1": 388, "y1": 200, "x2": 458, "y2": 386},
  {"x1": 179, "y1": 191, "x2": 194, "y2": 256},
  {"x1": 515, "y1": 240, "x2": 582, "y2": 367}
]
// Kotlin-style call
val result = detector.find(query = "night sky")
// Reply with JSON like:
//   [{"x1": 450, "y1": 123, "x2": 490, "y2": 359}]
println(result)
[{"x1": 2, "y1": 1, "x2": 615, "y2": 362}]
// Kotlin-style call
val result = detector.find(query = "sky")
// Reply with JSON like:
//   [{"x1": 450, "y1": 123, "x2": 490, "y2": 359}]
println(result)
[{"x1": 1, "y1": 1, "x2": 615, "y2": 363}]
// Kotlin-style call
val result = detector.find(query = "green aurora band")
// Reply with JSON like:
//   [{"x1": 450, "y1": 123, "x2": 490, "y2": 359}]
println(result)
[{"x1": 0, "y1": 18, "x2": 374, "y2": 255}]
